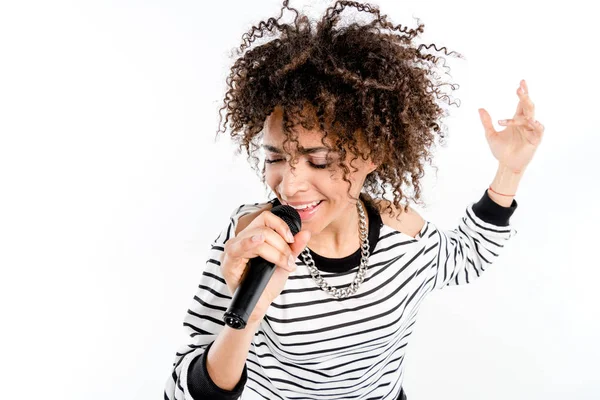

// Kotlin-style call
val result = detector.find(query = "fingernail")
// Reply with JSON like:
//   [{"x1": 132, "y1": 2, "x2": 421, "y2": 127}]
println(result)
[
  {"x1": 288, "y1": 255, "x2": 296, "y2": 270},
  {"x1": 286, "y1": 231, "x2": 295, "y2": 243}
]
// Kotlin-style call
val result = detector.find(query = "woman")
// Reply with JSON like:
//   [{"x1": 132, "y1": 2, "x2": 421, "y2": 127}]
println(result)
[{"x1": 165, "y1": 1, "x2": 544, "y2": 399}]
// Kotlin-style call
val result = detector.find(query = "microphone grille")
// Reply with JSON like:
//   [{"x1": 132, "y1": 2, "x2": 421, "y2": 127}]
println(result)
[{"x1": 270, "y1": 205, "x2": 302, "y2": 235}]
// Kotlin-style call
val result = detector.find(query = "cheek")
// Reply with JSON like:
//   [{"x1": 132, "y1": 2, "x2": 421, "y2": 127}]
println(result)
[
  {"x1": 264, "y1": 170, "x2": 281, "y2": 192},
  {"x1": 264, "y1": 168, "x2": 277, "y2": 180}
]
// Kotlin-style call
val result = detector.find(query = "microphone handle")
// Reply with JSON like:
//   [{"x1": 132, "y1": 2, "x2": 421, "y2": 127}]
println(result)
[{"x1": 223, "y1": 257, "x2": 277, "y2": 330}]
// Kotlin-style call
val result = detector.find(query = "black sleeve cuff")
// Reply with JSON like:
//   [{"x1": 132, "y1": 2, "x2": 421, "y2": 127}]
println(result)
[
  {"x1": 471, "y1": 188, "x2": 518, "y2": 227},
  {"x1": 187, "y1": 341, "x2": 248, "y2": 400}
]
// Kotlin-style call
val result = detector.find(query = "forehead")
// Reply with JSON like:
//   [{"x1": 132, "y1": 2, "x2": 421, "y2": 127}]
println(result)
[{"x1": 263, "y1": 106, "x2": 336, "y2": 154}]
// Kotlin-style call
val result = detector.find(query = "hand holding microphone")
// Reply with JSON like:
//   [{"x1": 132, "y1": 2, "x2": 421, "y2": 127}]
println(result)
[{"x1": 221, "y1": 205, "x2": 311, "y2": 329}]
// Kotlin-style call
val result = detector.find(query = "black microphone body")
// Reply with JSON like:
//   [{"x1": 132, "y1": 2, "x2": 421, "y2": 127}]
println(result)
[{"x1": 223, "y1": 204, "x2": 301, "y2": 329}]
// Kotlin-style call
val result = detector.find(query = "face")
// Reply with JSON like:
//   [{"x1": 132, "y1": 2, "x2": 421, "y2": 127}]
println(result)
[{"x1": 262, "y1": 105, "x2": 377, "y2": 234}]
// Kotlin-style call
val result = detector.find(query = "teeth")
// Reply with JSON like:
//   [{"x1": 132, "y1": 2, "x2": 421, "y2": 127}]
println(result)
[{"x1": 289, "y1": 200, "x2": 320, "y2": 210}]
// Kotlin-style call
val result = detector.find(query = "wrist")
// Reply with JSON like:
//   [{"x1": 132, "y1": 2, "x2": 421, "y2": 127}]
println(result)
[
  {"x1": 245, "y1": 319, "x2": 263, "y2": 331},
  {"x1": 488, "y1": 164, "x2": 523, "y2": 207}
]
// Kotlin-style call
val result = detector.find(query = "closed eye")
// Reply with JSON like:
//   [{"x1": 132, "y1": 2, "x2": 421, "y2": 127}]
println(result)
[{"x1": 265, "y1": 159, "x2": 329, "y2": 169}]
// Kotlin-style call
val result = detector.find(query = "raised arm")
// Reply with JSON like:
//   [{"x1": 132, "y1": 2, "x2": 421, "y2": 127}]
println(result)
[
  {"x1": 432, "y1": 180, "x2": 519, "y2": 289},
  {"x1": 430, "y1": 77, "x2": 545, "y2": 288}
]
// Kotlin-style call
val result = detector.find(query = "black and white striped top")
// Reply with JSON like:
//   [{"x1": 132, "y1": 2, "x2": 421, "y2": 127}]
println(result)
[{"x1": 165, "y1": 189, "x2": 518, "y2": 400}]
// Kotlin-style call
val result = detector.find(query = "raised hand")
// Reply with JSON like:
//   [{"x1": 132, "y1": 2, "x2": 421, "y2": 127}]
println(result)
[{"x1": 478, "y1": 79, "x2": 545, "y2": 174}]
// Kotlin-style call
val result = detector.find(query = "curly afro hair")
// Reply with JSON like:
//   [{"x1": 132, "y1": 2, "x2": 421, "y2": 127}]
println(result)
[{"x1": 215, "y1": 0, "x2": 463, "y2": 219}]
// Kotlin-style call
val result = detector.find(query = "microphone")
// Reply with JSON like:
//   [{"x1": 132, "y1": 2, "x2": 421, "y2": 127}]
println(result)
[{"x1": 223, "y1": 204, "x2": 302, "y2": 330}]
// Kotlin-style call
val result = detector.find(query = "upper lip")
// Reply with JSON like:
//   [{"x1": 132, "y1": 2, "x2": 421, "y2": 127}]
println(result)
[{"x1": 283, "y1": 200, "x2": 322, "y2": 206}]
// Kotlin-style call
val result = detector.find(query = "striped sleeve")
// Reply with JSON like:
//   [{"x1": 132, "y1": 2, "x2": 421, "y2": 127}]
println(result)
[
  {"x1": 432, "y1": 189, "x2": 519, "y2": 289},
  {"x1": 164, "y1": 203, "x2": 257, "y2": 400}
]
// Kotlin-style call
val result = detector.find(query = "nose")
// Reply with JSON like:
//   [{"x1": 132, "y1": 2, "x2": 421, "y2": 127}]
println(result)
[{"x1": 277, "y1": 158, "x2": 309, "y2": 196}]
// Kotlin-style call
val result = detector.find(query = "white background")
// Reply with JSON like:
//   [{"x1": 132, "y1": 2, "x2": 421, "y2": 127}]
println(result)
[{"x1": 1, "y1": 0, "x2": 598, "y2": 399}]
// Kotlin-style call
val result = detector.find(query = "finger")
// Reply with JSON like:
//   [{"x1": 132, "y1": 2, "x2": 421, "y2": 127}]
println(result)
[
  {"x1": 498, "y1": 116, "x2": 538, "y2": 130},
  {"x1": 223, "y1": 232, "x2": 263, "y2": 265},
  {"x1": 516, "y1": 80, "x2": 535, "y2": 118},
  {"x1": 251, "y1": 233, "x2": 265, "y2": 244},
  {"x1": 528, "y1": 119, "x2": 545, "y2": 137},
  {"x1": 257, "y1": 210, "x2": 297, "y2": 244},
  {"x1": 261, "y1": 229, "x2": 312, "y2": 273},
  {"x1": 289, "y1": 230, "x2": 312, "y2": 257},
  {"x1": 520, "y1": 118, "x2": 545, "y2": 145},
  {"x1": 245, "y1": 227, "x2": 297, "y2": 272},
  {"x1": 478, "y1": 108, "x2": 497, "y2": 137},
  {"x1": 498, "y1": 118, "x2": 545, "y2": 137}
]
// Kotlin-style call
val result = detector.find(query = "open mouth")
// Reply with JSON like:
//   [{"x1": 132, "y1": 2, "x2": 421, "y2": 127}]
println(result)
[{"x1": 293, "y1": 200, "x2": 323, "y2": 220}]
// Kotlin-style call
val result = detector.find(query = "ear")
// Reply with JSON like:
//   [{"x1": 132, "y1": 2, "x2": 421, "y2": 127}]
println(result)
[{"x1": 368, "y1": 161, "x2": 378, "y2": 174}]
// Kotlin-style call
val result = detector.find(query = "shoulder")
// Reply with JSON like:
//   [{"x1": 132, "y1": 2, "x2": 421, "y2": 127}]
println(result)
[{"x1": 372, "y1": 198, "x2": 425, "y2": 239}]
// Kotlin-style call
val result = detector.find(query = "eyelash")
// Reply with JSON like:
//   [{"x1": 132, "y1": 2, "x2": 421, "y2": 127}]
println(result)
[{"x1": 265, "y1": 159, "x2": 330, "y2": 169}]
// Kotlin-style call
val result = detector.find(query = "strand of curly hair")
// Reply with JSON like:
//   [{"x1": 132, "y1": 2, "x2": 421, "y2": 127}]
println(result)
[{"x1": 214, "y1": 0, "x2": 463, "y2": 219}]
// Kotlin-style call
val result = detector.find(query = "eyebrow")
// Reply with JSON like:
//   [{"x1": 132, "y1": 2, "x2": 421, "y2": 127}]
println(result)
[{"x1": 261, "y1": 144, "x2": 331, "y2": 155}]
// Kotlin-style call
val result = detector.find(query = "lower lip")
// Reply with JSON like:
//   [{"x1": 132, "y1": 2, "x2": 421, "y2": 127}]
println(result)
[{"x1": 294, "y1": 201, "x2": 323, "y2": 222}]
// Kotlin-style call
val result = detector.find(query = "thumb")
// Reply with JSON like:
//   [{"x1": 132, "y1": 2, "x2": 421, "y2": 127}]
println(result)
[
  {"x1": 478, "y1": 108, "x2": 496, "y2": 138},
  {"x1": 290, "y1": 230, "x2": 311, "y2": 256}
]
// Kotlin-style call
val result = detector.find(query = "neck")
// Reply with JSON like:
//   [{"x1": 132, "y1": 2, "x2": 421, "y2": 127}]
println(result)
[{"x1": 306, "y1": 198, "x2": 368, "y2": 258}]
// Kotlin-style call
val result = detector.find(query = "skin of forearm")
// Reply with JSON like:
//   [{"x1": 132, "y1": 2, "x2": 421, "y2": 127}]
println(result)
[
  {"x1": 488, "y1": 164, "x2": 524, "y2": 207},
  {"x1": 205, "y1": 320, "x2": 261, "y2": 391}
]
